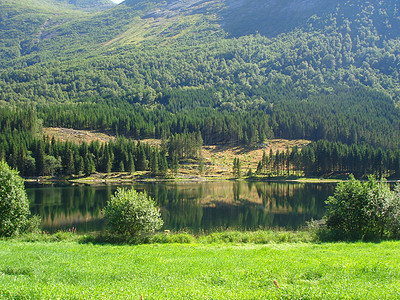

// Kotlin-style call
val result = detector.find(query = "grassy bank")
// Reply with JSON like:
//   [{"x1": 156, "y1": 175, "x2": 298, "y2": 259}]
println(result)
[
  {"x1": 1, "y1": 239, "x2": 400, "y2": 299},
  {"x1": 26, "y1": 172, "x2": 344, "y2": 185},
  {"x1": 15, "y1": 229, "x2": 316, "y2": 245}
]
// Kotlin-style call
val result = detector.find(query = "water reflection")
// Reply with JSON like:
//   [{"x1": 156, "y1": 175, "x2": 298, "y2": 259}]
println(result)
[{"x1": 26, "y1": 181, "x2": 335, "y2": 233}]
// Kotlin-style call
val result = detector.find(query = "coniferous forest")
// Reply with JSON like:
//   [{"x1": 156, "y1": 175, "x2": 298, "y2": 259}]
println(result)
[{"x1": 2, "y1": 0, "x2": 400, "y2": 178}]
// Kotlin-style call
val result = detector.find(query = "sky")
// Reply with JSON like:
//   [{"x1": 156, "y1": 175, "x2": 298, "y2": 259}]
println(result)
[{"x1": 110, "y1": 0, "x2": 124, "y2": 3}]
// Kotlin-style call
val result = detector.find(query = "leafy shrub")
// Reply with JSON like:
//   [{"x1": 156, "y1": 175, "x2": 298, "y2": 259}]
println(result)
[
  {"x1": 143, "y1": 232, "x2": 195, "y2": 244},
  {"x1": 103, "y1": 188, "x2": 163, "y2": 237},
  {"x1": 324, "y1": 175, "x2": 400, "y2": 240},
  {"x1": 144, "y1": 232, "x2": 171, "y2": 244},
  {"x1": 22, "y1": 215, "x2": 42, "y2": 235},
  {"x1": 0, "y1": 161, "x2": 31, "y2": 237},
  {"x1": 50, "y1": 229, "x2": 81, "y2": 242},
  {"x1": 170, "y1": 233, "x2": 195, "y2": 243},
  {"x1": 198, "y1": 229, "x2": 314, "y2": 244},
  {"x1": 79, "y1": 232, "x2": 141, "y2": 245}
]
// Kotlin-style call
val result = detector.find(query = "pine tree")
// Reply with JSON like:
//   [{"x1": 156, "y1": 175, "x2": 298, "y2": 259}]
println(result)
[
  {"x1": 62, "y1": 148, "x2": 75, "y2": 175},
  {"x1": 126, "y1": 153, "x2": 135, "y2": 173},
  {"x1": 158, "y1": 152, "x2": 168, "y2": 176},
  {"x1": 84, "y1": 154, "x2": 95, "y2": 176},
  {"x1": 198, "y1": 157, "x2": 204, "y2": 175},
  {"x1": 136, "y1": 146, "x2": 148, "y2": 171},
  {"x1": 36, "y1": 140, "x2": 45, "y2": 176},
  {"x1": 75, "y1": 155, "x2": 84, "y2": 175},
  {"x1": 172, "y1": 153, "x2": 179, "y2": 175},
  {"x1": 233, "y1": 158, "x2": 241, "y2": 178},
  {"x1": 100, "y1": 145, "x2": 113, "y2": 173},
  {"x1": 118, "y1": 160, "x2": 125, "y2": 172},
  {"x1": 150, "y1": 150, "x2": 158, "y2": 176}
]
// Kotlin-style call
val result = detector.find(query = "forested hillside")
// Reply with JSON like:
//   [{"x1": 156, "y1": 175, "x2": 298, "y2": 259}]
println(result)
[{"x1": 2, "y1": 0, "x2": 400, "y2": 178}]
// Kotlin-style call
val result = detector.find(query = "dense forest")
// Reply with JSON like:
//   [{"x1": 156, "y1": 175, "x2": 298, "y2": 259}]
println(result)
[
  {"x1": 34, "y1": 86, "x2": 400, "y2": 150},
  {"x1": 2, "y1": 0, "x2": 400, "y2": 178},
  {"x1": 2, "y1": 87, "x2": 400, "y2": 178},
  {"x1": 255, "y1": 140, "x2": 400, "y2": 179}
]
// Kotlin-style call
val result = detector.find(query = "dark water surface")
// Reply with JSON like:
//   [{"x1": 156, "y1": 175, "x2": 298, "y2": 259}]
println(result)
[{"x1": 26, "y1": 181, "x2": 336, "y2": 233}]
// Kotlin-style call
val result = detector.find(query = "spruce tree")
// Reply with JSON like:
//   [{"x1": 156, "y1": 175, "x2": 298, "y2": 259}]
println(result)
[
  {"x1": 84, "y1": 154, "x2": 95, "y2": 176},
  {"x1": 36, "y1": 140, "x2": 45, "y2": 176},
  {"x1": 126, "y1": 153, "x2": 135, "y2": 173},
  {"x1": 159, "y1": 153, "x2": 168, "y2": 176},
  {"x1": 172, "y1": 153, "x2": 179, "y2": 175},
  {"x1": 151, "y1": 150, "x2": 159, "y2": 176}
]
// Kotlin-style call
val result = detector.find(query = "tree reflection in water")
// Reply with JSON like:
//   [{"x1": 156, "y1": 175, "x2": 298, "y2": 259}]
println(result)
[{"x1": 26, "y1": 182, "x2": 335, "y2": 233}]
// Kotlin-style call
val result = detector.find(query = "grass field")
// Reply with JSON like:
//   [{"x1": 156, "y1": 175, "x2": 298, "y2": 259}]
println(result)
[{"x1": 1, "y1": 240, "x2": 400, "y2": 299}]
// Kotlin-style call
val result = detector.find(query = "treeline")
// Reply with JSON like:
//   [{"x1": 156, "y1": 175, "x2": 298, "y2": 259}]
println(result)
[
  {"x1": 31, "y1": 85, "x2": 400, "y2": 150},
  {"x1": 2, "y1": 131, "x2": 164, "y2": 177},
  {"x1": 256, "y1": 140, "x2": 400, "y2": 178},
  {"x1": 0, "y1": 107, "x2": 203, "y2": 177},
  {"x1": 3, "y1": 106, "x2": 400, "y2": 179},
  {"x1": 166, "y1": 132, "x2": 203, "y2": 160},
  {"x1": 36, "y1": 97, "x2": 274, "y2": 146}
]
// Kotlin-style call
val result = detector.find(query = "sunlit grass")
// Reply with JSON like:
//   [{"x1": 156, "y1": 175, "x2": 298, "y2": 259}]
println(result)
[{"x1": 1, "y1": 240, "x2": 399, "y2": 299}]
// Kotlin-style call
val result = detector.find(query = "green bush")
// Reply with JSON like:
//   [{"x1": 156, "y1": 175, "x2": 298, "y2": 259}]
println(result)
[
  {"x1": 324, "y1": 175, "x2": 400, "y2": 240},
  {"x1": 22, "y1": 215, "x2": 42, "y2": 235},
  {"x1": 103, "y1": 188, "x2": 163, "y2": 237},
  {"x1": 143, "y1": 232, "x2": 195, "y2": 244},
  {"x1": 0, "y1": 161, "x2": 31, "y2": 237}
]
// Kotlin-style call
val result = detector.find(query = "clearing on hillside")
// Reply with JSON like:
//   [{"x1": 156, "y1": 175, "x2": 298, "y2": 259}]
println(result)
[
  {"x1": 44, "y1": 127, "x2": 311, "y2": 177},
  {"x1": 44, "y1": 127, "x2": 115, "y2": 144}
]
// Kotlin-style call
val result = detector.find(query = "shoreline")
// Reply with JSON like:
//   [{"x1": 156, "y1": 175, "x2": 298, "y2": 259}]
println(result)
[
  {"x1": 24, "y1": 172, "x2": 352, "y2": 186},
  {"x1": 24, "y1": 170, "x2": 400, "y2": 186}
]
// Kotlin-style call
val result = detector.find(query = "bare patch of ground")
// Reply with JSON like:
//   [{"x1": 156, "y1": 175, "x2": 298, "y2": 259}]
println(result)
[
  {"x1": 43, "y1": 127, "x2": 311, "y2": 178},
  {"x1": 200, "y1": 139, "x2": 311, "y2": 177},
  {"x1": 44, "y1": 127, "x2": 115, "y2": 144}
]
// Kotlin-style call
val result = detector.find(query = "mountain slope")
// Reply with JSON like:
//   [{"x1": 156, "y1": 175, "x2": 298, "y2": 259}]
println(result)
[
  {"x1": 3, "y1": 0, "x2": 400, "y2": 181},
  {"x1": 1, "y1": 0, "x2": 400, "y2": 101},
  {"x1": 222, "y1": 0, "x2": 338, "y2": 37},
  {"x1": 0, "y1": 0, "x2": 116, "y2": 62},
  {"x1": 1, "y1": 0, "x2": 400, "y2": 151}
]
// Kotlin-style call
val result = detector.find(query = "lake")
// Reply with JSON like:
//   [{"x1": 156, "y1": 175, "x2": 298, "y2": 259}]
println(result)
[{"x1": 26, "y1": 181, "x2": 336, "y2": 233}]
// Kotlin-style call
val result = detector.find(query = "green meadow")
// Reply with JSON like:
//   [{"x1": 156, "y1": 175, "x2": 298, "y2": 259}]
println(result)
[{"x1": 1, "y1": 240, "x2": 400, "y2": 299}]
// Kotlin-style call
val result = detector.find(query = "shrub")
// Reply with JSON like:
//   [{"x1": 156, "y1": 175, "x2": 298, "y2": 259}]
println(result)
[
  {"x1": 22, "y1": 215, "x2": 42, "y2": 235},
  {"x1": 103, "y1": 188, "x2": 163, "y2": 237},
  {"x1": 324, "y1": 175, "x2": 400, "y2": 240},
  {"x1": 0, "y1": 161, "x2": 31, "y2": 237}
]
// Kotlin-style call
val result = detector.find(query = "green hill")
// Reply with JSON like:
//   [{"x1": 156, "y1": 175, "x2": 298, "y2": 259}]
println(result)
[
  {"x1": 1, "y1": 0, "x2": 400, "y2": 100},
  {"x1": 2, "y1": 0, "x2": 400, "y2": 178}
]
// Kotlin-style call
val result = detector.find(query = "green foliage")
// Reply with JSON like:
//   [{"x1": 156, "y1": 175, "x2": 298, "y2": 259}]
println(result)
[
  {"x1": 103, "y1": 188, "x2": 163, "y2": 236},
  {"x1": 256, "y1": 139, "x2": 400, "y2": 178},
  {"x1": 166, "y1": 132, "x2": 203, "y2": 160},
  {"x1": 2, "y1": 0, "x2": 400, "y2": 107},
  {"x1": 232, "y1": 157, "x2": 241, "y2": 178},
  {"x1": 22, "y1": 215, "x2": 42, "y2": 235},
  {"x1": 144, "y1": 232, "x2": 195, "y2": 244},
  {"x1": 324, "y1": 175, "x2": 400, "y2": 240},
  {"x1": 198, "y1": 230, "x2": 313, "y2": 244},
  {"x1": 82, "y1": 229, "x2": 313, "y2": 245},
  {"x1": 3, "y1": 0, "x2": 400, "y2": 180},
  {"x1": 0, "y1": 160, "x2": 30, "y2": 237}
]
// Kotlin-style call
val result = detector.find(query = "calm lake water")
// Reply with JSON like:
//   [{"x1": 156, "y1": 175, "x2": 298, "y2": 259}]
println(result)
[{"x1": 26, "y1": 181, "x2": 336, "y2": 233}]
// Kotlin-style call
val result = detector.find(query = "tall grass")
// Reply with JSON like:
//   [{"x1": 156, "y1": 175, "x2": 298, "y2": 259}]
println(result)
[{"x1": 12, "y1": 228, "x2": 315, "y2": 245}]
